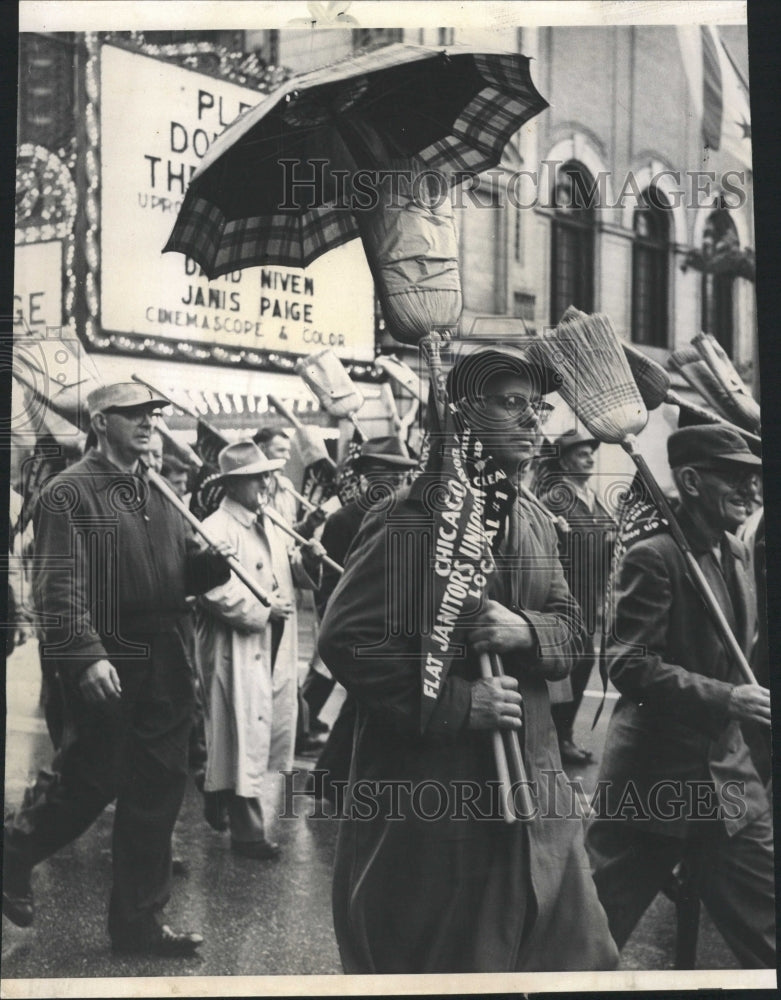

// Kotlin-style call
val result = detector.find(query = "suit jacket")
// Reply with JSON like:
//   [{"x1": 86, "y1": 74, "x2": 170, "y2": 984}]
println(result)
[{"x1": 598, "y1": 504, "x2": 768, "y2": 837}]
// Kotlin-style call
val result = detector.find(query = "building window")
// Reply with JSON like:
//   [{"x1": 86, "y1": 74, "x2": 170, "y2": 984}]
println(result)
[
  {"x1": 701, "y1": 205, "x2": 737, "y2": 355},
  {"x1": 355, "y1": 29, "x2": 404, "y2": 52},
  {"x1": 550, "y1": 161, "x2": 596, "y2": 324},
  {"x1": 631, "y1": 188, "x2": 671, "y2": 348}
]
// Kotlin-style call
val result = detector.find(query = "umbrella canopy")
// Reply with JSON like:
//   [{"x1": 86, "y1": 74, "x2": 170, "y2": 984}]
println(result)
[{"x1": 164, "y1": 42, "x2": 548, "y2": 277}]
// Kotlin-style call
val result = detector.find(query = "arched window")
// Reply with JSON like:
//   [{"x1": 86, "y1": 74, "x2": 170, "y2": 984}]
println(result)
[
  {"x1": 631, "y1": 188, "x2": 671, "y2": 347},
  {"x1": 550, "y1": 162, "x2": 596, "y2": 324},
  {"x1": 701, "y1": 204, "x2": 737, "y2": 355}
]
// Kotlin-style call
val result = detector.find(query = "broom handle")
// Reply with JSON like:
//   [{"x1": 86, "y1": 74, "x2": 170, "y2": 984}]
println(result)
[
  {"x1": 348, "y1": 412, "x2": 369, "y2": 441},
  {"x1": 622, "y1": 437, "x2": 759, "y2": 690},
  {"x1": 479, "y1": 653, "x2": 516, "y2": 824},
  {"x1": 131, "y1": 374, "x2": 226, "y2": 441},
  {"x1": 665, "y1": 390, "x2": 761, "y2": 447},
  {"x1": 276, "y1": 477, "x2": 319, "y2": 514},
  {"x1": 267, "y1": 394, "x2": 305, "y2": 431},
  {"x1": 146, "y1": 470, "x2": 271, "y2": 607},
  {"x1": 489, "y1": 652, "x2": 535, "y2": 818},
  {"x1": 262, "y1": 504, "x2": 344, "y2": 575}
]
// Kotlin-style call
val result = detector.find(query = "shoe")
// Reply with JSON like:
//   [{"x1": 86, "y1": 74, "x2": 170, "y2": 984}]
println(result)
[
  {"x1": 2, "y1": 852, "x2": 34, "y2": 927},
  {"x1": 309, "y1": 717, "x2": 330, "y2": 735},
  {"x1": 559, "y1": 739, "x2": 594, "y2": 765},
  {"x1": 112, "y1": 924, "x2": 203, "y2": 957},
  {"x1": 230, "y1": 839, "x2": 281, "y2": 860},
  {"x1": 3, "y1": 887, "x2": 34, "y2": 928},
  {"x1": 203, "y1": 791, "x2": 229, "y2": 832}
]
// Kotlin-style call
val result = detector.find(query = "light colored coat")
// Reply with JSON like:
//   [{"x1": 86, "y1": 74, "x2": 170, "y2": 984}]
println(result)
[{"x1": 194, "y1": 497, "x2": 299, "y2": 797}]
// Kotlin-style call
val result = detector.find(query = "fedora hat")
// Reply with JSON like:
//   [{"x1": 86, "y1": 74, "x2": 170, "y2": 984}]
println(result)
[
  {"x1": 554, "y1": 428, "x2": 600, "y2": 453},
  {"x1": 354, "y1": 436, "x2": 418, "y2": 470},
  {"x1": 213, "y1": 441, "x2": 285, "y2": 481}
]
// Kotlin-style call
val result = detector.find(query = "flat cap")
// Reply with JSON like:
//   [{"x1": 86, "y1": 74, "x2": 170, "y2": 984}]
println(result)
[
  {"x1": 667, "y1": 424, "x2": 762, "y2": 470},
  {"x1": 87, "y1": 382, "x2": 169, "y2": 417}
]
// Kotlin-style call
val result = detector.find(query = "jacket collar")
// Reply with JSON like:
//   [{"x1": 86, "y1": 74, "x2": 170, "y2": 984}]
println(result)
[
  {"x1": 80, "y1": 449, "x2": 145, "y2": 491},
  {"x1": 220, "y1": 495, "x2": 258, "y2": 527}
]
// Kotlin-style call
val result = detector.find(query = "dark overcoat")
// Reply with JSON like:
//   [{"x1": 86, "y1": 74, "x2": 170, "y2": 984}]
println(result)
[
  {"x1": 594, "y1": 505, "x2": 769, "y2": 837},
  {"x1": 318, "y1": 488, "x2": 618, "y2": 973}
]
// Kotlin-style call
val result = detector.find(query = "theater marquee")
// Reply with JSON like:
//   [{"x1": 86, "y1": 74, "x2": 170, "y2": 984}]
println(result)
[{"x1": 95, "y1": 41, "x2": 376, "y2": 369}]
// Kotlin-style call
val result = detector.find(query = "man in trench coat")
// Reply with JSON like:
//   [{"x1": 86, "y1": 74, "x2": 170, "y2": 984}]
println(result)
[
  {"x1": 317, "y1": 343, "x2": 618, "y2": 973},
  {"x1": 194, "y1": 441, "x2": 320, "y2": 859}
]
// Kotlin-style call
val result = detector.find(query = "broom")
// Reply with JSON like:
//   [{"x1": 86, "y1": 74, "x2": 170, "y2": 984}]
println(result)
[
  {"x1": 691, "y1": 332, "x2": 761, "y2": 432},
  {"x1": 667, "y1": 346, "x2": 755, "y2": 431},
  {"x1": 528, "y1": 311, "x2": 760, "y2": 691},
  {"x1": 622, "y1": 343, "x2": 761, "y2": 447},
  {"x1": 294, "y1": 349, "x2": 369, "y2": 440}
]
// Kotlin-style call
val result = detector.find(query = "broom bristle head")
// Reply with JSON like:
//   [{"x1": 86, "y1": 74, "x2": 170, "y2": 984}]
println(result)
[
  {"x1": 532, "y1": 312, "x2": 647, "y2": 443},
  {"x1": 622, "y1": 343, "x2": 670, "y2": 410}
]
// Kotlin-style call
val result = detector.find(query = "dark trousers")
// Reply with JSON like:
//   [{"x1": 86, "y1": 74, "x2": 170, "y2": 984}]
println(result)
[
  {"x1": 313, "y1": 694, "x2": 356, "y2": 805},
  {"x1": 586, "y1": 812, "x2": 777, "y2": 968},
  {"x1": 551, "y1": 640, "x2": 594, "y2": 742},
  {"x1": 4, "y1": 632, "x2": 193, "y2": 945}
]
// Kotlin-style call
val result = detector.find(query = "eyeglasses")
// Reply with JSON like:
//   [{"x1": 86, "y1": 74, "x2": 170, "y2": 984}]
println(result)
[
  {"x1": 474, "y1": 393, "x2": 544, "y2": 419},
  {"x1": 104, "y1": 407, "x2": 163, "y2": 421}
]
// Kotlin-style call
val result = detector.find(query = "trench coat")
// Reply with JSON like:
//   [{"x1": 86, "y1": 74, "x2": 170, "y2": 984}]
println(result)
[
  {"x1": 194, "y1": 497, "x2": 307, "y2": 797},
  {"x1": 318, "y1": 488, "x2": 619, "y2": 973}
]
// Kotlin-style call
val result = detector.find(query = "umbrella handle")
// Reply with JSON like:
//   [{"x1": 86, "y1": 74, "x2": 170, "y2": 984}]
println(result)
[
  {"x1": 479, "y1": 652, "x2": 516, "y2": 824},
  {"x1": 146, "y1": 470, "x2": 271, "y2": 607},
  {"x1": 622, "y1": 437, "x2": 759, "y2": 692}
]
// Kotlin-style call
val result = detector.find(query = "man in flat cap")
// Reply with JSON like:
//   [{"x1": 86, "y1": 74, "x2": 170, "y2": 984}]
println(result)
[
  {"x1": 318, "y1": 343, "x2": 618, "y2": 973},
  {"x1": 3, "y1": 383, "x2": 231, "y2": 957},
  {"x1": 586, "y1": 425, "x2": 775, "y2": 968}
]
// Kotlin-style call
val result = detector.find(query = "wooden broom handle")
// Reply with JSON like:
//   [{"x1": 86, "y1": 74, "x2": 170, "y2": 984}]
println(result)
[
  {"x1": 622, "y1": 438, "x2": 759, "y2": 690},
  {"x1": 267, "y1": 394, "x2": 305, "y2": 431},
  {"x1": 479, "y1": 653, "x2": 516, "y2": 824},
  {"x1": 147, "y1": 470, "x2": 271, "y2": 607},
  {"x1": 262, "y1": 504, "x2": 344, "y2": 575},
  {"x1": 490, "y1": 652, "x2": 536, "y2": 818}
]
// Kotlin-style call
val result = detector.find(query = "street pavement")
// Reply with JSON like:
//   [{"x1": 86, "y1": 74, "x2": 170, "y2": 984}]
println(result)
[{"x1": 2, "y1": 610, "x2": 740, "y2": 983}]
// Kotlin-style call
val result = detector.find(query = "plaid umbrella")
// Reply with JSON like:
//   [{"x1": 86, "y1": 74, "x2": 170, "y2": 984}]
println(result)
[{"x1": 164, "y1": 42, "x2": 548, "y2": 276}]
